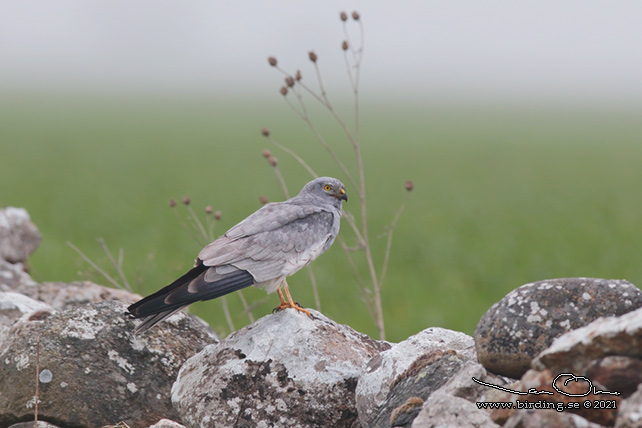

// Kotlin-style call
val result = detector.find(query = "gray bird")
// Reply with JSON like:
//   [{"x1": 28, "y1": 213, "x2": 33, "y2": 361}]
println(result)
[{"x1": 127, "y1": 177, "x2": 347, "y2": 333}]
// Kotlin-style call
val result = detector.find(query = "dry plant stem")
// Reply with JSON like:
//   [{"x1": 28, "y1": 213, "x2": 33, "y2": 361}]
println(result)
[
  {"x1": 66, "y1": 241, "x2": 123, "y2": 290},
  {"x1": 221, "y1": 296, "x2": 235, "y2": 332},
  {"x1": 237, "y1": 291, "x2": 255, "y2": 323},
  {"x1": 172, "y1": 208, "x2": 203, "y2": 246},
  {"x1": 306, "y1": 265, "x2": 321, "y2": 311},
  {"x1": 291, "y1": 87, "x2": 358, "y2": 191},
  {"x1": 97, "y1": 238, "x2": 132, "y2": 292},
  {"x1": 267, "y1": 136, "x2": 318, "y2": 178},
  {"x1": 34, "y1": 335, "x2": 40, "y2": 428},
  {"x1": 378, "y1": 192, "x2": 410, "y2": 291}
]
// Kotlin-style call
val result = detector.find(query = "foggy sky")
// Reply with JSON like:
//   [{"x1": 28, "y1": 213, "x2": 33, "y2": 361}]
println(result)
[{"x1": 1, "y1": 1, "x2": 641, "y2": 105}]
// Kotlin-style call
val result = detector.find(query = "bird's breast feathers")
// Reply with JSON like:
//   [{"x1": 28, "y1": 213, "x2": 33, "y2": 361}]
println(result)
[{"x1": 280, "y1": 233, "x2": 334, "y2": 277}]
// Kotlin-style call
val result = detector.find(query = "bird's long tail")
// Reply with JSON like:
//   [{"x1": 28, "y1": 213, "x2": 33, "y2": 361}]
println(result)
[{"x1": 127, "y1": 261, "x2": 255, "y2": 334}]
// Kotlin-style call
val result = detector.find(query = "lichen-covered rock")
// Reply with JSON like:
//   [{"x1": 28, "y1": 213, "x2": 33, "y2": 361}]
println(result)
[
  {"x1": 21, "y1": 280, "x2": 143, "y2": 311},
  {"x1": 0, "y1": 207, "x2": 41, "y2": 263},
  {"x1": 368, "y1": 349, "x2": 472, "y2": 427},
  {"x1": 0, "y1": 291, "x2": 53, "y2": 342},
  {"x1": 475, "y1": 278, "x2": 642, "y2": 378},
  {"x1": 409, "y1": 362, "x2": 507, "y2": 428},
  {"x1": 533, "y1": 305, "x2": 642, "y2": 373},
  {"x1": 0, "y1": 300, "x2": 216, "y2": 428},
  {"x1": 356, "y1": 327, "x2": 476, "y2": 427},
  {"x1": 172, "y1": 309, "x2": 389, "y2": 428}
]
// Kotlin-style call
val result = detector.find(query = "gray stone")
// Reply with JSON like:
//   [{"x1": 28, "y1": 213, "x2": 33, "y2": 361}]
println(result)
[
  {"x1": 616, "y1": 383, "x2": 642, "y2": 428},
  {"x1": 503, "y1": 409, "x2": 603, "y2": 428},
  {"x1": 149, "y1": 419, "x2": 187, "y2": 428},
  {"x1": 475, "y1": 278, "x2": 642, "y2": 378},
  {"x1": 8, "y1": 422, "x2": 61, "y2": 428},
  {"x1": 0, "y1": 300, "x2": 216, "y2": 428},
  {"x1": 411, "y1": 394, "x2": 498, "y2": 428},
  {"x1": 0, "y1": 207, "x2": 41, "y2": 263},
  {"x1": 368, "y1": 349, "x2": 472, "y2": 428},
  {"x1": 0, "y1": 259, "x2": 38, "y2": 292},
  {"x1": 172, "y1": 309, "x2": 389, "y2": 428},
  {"x1": 533, "y1": 305, "x2": 642, "y2": 373},
  {"x1": 356, "y1": 327, "x2": 475, "y2": 426},
  {"x1": 0, "y1": 291, "x2": 53, "y2": 343}
]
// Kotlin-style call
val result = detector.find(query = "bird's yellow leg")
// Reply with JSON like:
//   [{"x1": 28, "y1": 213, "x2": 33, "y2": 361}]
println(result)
[{"x1": 272, "y1": 280, "x2": 311, "y2": 317}]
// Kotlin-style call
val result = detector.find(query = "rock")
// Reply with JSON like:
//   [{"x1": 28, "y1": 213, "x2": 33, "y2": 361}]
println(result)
[
  {"x1": 0, "y1": 207, "x2": 41, "y2": 263},
  {"x1": 533, "y1": 306, "x2": 642, "y2": 373},
  {"x1": 411, "y1": 394, "x2": 498, "y2": 428},
  {"x1": 0, "y1": 300, "x2": 216, "y2": 428},
  {"x1": 616, "y1": 383, "x2": 642, "y2": 428},
  {"x1": 0, "y1": 291, "x2": 53, "y2": 342},
  {"x1": 149, "y1": 419, "x2": 187, "y2": 428},
  {"x1": 8, "y1": 422, "x2": 62, "y2": 428},
  {"x1": 408, "y1": 361, "x2": 505, "y2": 428},
  {"x1": 503, "y1": 409, "x2": 604, "y2": 428},
  {"x1": 489, "y1": 369, "x2": 621, "y2": 427},
  {"x1": 172, "y1": 309, "x2": 389, "y2": 428},
  {"x1": 368, "y1": 349, "x2": 472, "y2": 427},
  {"x1": 586, "y1": 356, "x2": 642, "y2": 397},
  {"x1": 21, "y1": 280, "x2": 142, "y2": 311},
  {"x1": 0, "y1": 259, "x2": 38, "y2": 292},
  {"x1": 475, "y1": 278, "x2": 642, "y2": 378},
  {"x1": 356, "y1": 327, "x2": 476, "y2": 426}
]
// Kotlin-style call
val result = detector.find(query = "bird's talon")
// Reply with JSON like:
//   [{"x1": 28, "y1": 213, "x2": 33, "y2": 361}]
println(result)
[{"x1": 272, "y1": 302, "x2": 311, "y2": 317}]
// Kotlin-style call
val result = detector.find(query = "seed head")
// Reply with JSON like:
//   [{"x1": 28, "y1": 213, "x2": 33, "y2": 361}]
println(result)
[
  {"x1": 342, "y1": 40, "x2": 349, "y2": 51},
  {"x1": 205, "y1": 205, "x2": 213, "y2": 215},
  {"x1": 405, "y1": 180, "x2": 414, "y2": 191},
  {"x1": 182, "y1": 196, "x2": 191, "y2": 205},
  {"x1": 268, "y1": 155, "x2": 278, "y2": 167},
  {"x1": 295, "y1": 70, "x2": 302, "y2": 81},
  {"x1": 280, "y1": 86, "x2": 288, "y2": 96},
  {"x1": 168, "y1": 199, "x2": 176, "y2": 208},
  {"x1": 262, "y1": 149, "x2": 272, "y2": 158},
  {"x1": 214, "y1": 210, "x2": 222, "y2": 220},
  {"x1": 268, "y1": 56, "x2": 277, "y2": 67},
  {"x1": 261, "y1": 127, "x2": 270, "y2": 137},
  {"x1": 340, "y1": 11, "x2": 348, "y2": 21},
  {"x1": 285, "y1": 76, "x2": 295, "y2": 87},
  {"x1": 259, "y1": 195, "x2": 269, "y2": 205},
  {"x1": 308, "y1": 51, "x2": 318, "y2": 63},
  {"x1": 351, "y1": 11, "x2": 360, "y2": 20}
]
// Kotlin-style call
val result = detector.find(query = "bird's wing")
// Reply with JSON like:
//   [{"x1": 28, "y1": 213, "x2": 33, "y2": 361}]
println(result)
[
  {"x1": 199, "y1": 204, "x2": 337, "y2": 283},
  {"x1": 127, "y1": 262, "x2": 254, "y2": 333}
]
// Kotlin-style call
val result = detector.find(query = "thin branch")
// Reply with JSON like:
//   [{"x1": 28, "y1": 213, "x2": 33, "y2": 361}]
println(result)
[
  {"x1": 97, "y1": 238, "x2": 132, "y2": 292},
  {"x1": 34, "y1": 335, "x2": 40, "y2": 428},
  {"x1": 378, "y1": 192, "x2": 409, "y2": 287},
  {"x1": 237, "y1": 291, "x2": 255, "y2": 324},
  {"x1": 306, "y1": 265, "x2": 321, "y2": 311},
  {"x1": 66, "y1": 241, "x2": 122, "y2": 290},
  {"x1": 268, "y1": 136, "x2": 318, "y2": 178},
  {"x1": 220, "y1": 296, "x2": 235, "y2": 333}
]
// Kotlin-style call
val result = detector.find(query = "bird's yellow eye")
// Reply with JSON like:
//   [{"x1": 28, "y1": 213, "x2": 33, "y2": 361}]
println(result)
[{"x1": 324, "y1": 185, "x2": 332, "y2": 191}]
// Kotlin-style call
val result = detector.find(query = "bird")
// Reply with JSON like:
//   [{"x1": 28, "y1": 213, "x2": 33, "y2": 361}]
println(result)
[{"x1": 127, "y1": 177, "x2": 347, "y2": 333}]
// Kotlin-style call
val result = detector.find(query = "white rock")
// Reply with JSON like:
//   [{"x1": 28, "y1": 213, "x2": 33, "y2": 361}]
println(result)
[{"x1": 355, "y1": 326, "x2": 476, "y2": 427}]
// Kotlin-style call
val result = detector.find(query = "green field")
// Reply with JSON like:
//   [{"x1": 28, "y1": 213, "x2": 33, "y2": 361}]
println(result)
[{"x1": 2, "y1": 92, "x2": 642, "y2": 342}]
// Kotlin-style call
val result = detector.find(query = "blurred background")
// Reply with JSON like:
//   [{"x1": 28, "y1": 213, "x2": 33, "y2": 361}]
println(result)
[{"x1": 2, "y1": 1, "x2": 642, "y2": 341}]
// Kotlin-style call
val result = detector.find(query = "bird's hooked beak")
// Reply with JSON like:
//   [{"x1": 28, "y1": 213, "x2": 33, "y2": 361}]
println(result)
[{"x1": 338, "y1": 188, "x2": 347, "y2": 202}]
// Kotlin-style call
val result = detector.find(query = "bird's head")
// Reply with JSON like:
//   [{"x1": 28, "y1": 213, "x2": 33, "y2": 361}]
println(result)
[{"x1": 302, "y1": 177, "x2": 347, "y2": 204}]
